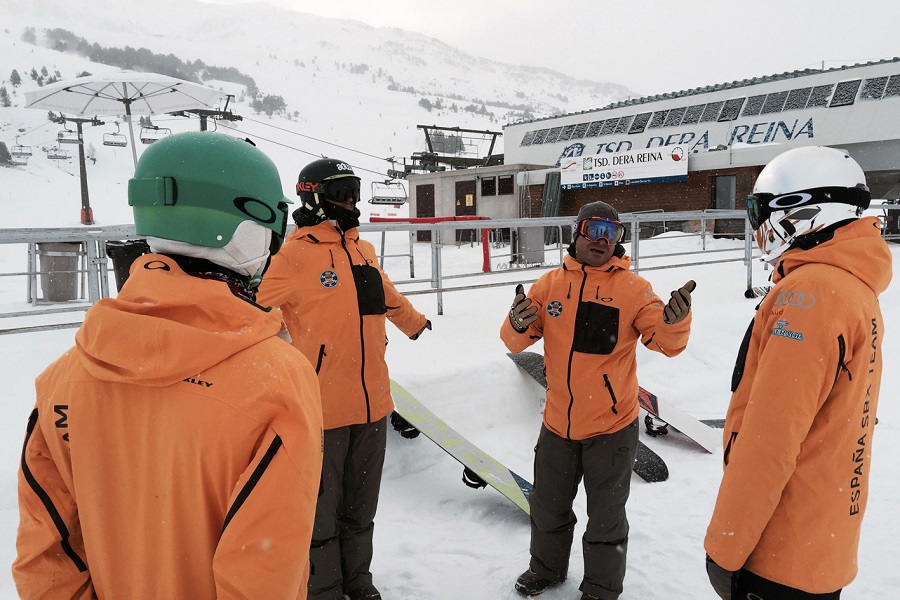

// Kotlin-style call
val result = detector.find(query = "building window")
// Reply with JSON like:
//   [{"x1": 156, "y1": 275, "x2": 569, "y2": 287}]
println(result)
[
  {"x1": 761, "y1": 91, "x2": 789, "y2": 114},
  {"x1": 481, "y1": 176, "x2": 497, "y2": 196},
  {"x1": 741, "y1": 95, "x2": 766, "y2": 117},
  {"x1": 714, "y1": 176, "x2": 736, "y2": 210},
  {"x1": 586, "y1": 121, "x2": 606, "y2": 137},
  {"x1": 718, "y1": 98, "x2": 745, "y2": 121},
  {"x1": 682, "y1": 104, "x2": 705, "y2": 124},
  {"x1": 885, "y1": 75, "x2": 900, "y2": 98},
  {"x1": 498, "y1": 175, "x2": 514, "y2": 195},
  {"x1": 860, "y1": 77, "x2": 888, "y2": 100},
  {"x1": 613, "y1": 115, "x2": 634, "y2": 134},
  {"x1": 628, "y1": 112, "x2": 652, "y2": 133},
  {"x1": 699, "y1": 101, "x2": 724, "y2": 122},
  {"x1": 806, "y1": 84, "x2": 834, "y2": 107},
  {"x1": 784, "y1": 87, "x2": 812, "y2": 111},
  {"x1": 571, "y1": 122, "x2": 590, "y2": 138},
  {"x1": 520, "y1": 131, "x2": 536, "y2": 146},
  {"x1": 830, "y1": 80, "x2": 861, "y2": 107},
  {"x1": 648, "y1": 111, "x2": 669, "y2": 128},
  {"x1": 664, "y1": 107, "x2": 687, "y2": 127}
]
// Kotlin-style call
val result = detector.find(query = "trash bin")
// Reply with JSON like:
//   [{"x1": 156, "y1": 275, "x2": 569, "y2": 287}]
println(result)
[
  {"x1": 106, "y1": 240, "x2": 150, "y2": 292},
  {"x1": 37, "y1": 242, "x2": 81, "y2": 302}
]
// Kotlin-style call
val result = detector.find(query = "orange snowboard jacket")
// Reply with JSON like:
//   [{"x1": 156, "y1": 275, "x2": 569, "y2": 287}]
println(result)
[
  {"x1": 705, "y1": 217, "x2": 892, "y2": 593},
  {"x1": 13, "y1": 254, "x2": 324, "y2": 600},
  {"x1": 501, "y1": 252, "x2": 691, "y2": 439},
  {"x1": 257, "y1": 222, "x2": 428, "y2": 430}
]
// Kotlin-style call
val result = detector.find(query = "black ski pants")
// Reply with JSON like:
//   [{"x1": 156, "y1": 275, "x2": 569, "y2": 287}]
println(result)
[
  {"x1": 528, "y1": 419, "x2": 638, "y2": 600},
  {"x1": 308, "y1": 417, "x2": 387, "y2": 600},
  {"x1": 734, "y1": 569, "x2": 842, "y2": 599}
]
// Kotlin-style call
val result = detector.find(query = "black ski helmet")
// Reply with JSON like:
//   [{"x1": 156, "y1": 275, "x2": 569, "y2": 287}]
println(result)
[{"x1": 293, "y1": 158, "x2": 361, "y2": 226}]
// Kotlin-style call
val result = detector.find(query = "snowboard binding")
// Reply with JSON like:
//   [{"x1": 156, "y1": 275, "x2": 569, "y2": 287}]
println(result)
[
  {"x1": 462, "y1": 467, "x2": 488, "y2": 489},
  {"x1": 390, "y1": 411, "x2": 420, "y2": 439},
  {"x1": 644, "y1": 414, "x2": 669, "y2": 437}
]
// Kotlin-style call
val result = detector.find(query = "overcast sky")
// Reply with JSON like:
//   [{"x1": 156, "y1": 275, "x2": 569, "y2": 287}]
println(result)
[{"x1": 204, "y1": 0, "x2": 899, "y2": 96}]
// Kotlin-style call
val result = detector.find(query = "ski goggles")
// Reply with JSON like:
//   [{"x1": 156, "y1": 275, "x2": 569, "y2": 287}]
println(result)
[
  {"x1": 577, "y1": 217, "x2": 625, "y2": 244},
  {"x1": 296, "y1": 176, "x2": 361, "y2": 205},
  {"x1": 323, "y1": 177, "x2": 361, "y2": 205},
  {"x1": 746, "y1": 186, "x2": 870, "y2": 230}
]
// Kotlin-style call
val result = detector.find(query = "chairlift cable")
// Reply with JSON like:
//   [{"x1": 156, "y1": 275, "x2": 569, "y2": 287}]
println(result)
[
  {"x1": 228, "y1": 126, "x2": 390, "y2": 178},
  {"x1": 243, "y1": 117, "x2": 391, "y2": 163}
]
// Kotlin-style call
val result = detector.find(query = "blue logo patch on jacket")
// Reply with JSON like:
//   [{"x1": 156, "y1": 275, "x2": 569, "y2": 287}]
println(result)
[
  {"x1": 320, "y1": 271, "x2": 339, "y2": 287},
  {"x1": 547, "y1": 301, "x2": 563, "y2": 317},
  {"x1": 771, "y1": 320, "x2": 804, "y2": 341}
]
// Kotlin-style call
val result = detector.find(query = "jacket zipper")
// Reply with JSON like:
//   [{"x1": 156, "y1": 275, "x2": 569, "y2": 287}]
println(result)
[
  {"x1": 603, "y1": 374, "x2": 619, "y2": 415},
  {"x1": 834, "y1": 334, "x2": 852, "y2": 384},
  {"x1": 20, "y1": 409, "x2": 88, "y2": 572},
  {"x1": 341, "y1": 236, "x2": 372, "y2": 422},
  {"x1": 565, "y1": 266, "x2": 590, "y2": 439},
  {"x1": 221, "y1": 435, "x2": 283, "y2": 533},
  {"x1": 315, "y1": 345, "x2": 326, "y2": 374}
]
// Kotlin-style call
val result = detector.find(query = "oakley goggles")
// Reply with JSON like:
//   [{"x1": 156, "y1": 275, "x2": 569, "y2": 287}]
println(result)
[
  {"x1": 577, "y1": 217, "x2": 625, "y2": 244},
  {"x1": 295, "y1": 177, "x2": 361, "y2": 205},
  {"x1": 746, "y1": 186, "x2": 870, "y2": 230}
]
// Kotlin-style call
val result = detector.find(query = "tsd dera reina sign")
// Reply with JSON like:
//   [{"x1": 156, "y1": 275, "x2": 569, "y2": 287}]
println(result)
[{"x1": 560, "y1": 147, "x2": 688, "y2": 189}]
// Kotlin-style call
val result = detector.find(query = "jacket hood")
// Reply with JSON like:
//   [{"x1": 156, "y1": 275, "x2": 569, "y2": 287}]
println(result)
[
  {"x1": 74, "y1": 254, "x2": 282, "y2": 386},
  {"x1": 774, "y1": 216, "x2": 892, "y2": 295}
]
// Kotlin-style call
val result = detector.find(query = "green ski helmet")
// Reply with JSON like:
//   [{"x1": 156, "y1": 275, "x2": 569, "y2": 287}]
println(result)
[{"x1": 128, "y1": 132, "x2": 291, "y2": 253}]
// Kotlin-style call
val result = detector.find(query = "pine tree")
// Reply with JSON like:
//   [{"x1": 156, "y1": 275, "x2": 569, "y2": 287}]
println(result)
[
  {"x1": 9, "y1": 69, "x2": 21, "y2": 86},
  {"x1": 0, "y1": 87, "x2": 10, "y2": 108}
]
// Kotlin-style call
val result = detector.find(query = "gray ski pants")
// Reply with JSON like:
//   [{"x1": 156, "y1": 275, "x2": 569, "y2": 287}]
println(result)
[
  {"x1": 308, "y1": 417, "x2": 387, "y2": 600},
  {"x1": 528, "y1": 419, "x2": 638, "y2": 600}
]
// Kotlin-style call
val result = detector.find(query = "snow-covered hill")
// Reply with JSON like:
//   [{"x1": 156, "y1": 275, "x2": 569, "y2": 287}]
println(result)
[{"x1": 0, "y1": 0, "x2": 637, "y2": 229}]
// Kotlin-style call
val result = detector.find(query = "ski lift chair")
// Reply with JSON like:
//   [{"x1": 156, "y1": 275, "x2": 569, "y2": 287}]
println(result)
[
  {"x1": 103, "y1": 122, "x2": 128, "y2": 147},
  {"x1": 369, "y1": 180, "x2": 408, "y2": 206},
  {"x1": 140, "y1": 126, "x2": 171, "y2": 145},
  {"x1": 46, "y1": 146, "x2": 70, "y2": 160},
  {"x1": 57, "y1": 126, "x2": 82, "y2": 145},
  {"x1": 11, "y1": 154, "x2": 28, "y2": 166},
  {"x1": 11, "y1": 136, "x2": 33, "y2": 157}
]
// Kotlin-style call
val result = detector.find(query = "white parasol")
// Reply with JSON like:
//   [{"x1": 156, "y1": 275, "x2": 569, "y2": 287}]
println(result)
[{"x1": 25, "y1": 70, "x2": 225, "y2": 168}]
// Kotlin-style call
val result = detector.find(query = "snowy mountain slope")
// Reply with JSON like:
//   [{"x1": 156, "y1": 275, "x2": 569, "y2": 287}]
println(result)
[{"x1": 1, "y1": 0, "x2": 635, "y2": 228}]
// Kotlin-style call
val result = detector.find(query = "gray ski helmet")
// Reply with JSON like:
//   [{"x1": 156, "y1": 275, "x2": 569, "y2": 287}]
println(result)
[{"x1": 293, "y1": 158, "x2": 361, "y2": 225}]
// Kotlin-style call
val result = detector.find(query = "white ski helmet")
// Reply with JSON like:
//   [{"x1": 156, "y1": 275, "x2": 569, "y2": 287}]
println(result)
[{"x1": 748, "y1": 146, "x2": 870, "y2": 262}]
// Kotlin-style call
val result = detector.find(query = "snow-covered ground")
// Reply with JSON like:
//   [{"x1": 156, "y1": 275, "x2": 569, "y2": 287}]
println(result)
[{"x1": 0, "y1": 223, "x2": 898, "y2": 598}]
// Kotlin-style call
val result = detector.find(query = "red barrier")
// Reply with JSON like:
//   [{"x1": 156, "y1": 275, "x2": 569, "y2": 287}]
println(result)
[{"x1": 367, "y1": 215, "x2": 493, "y2": 272}]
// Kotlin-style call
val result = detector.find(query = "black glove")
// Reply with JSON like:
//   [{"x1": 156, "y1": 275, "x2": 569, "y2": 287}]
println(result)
[
  {"x1": 409, "y1": 319, "x2": 431, "y2": 341},
  {"x1": 664, "y1": 280, "x2": 696, "y2": 324},
  {"x1": 509, "y1": 284, "x2": 538, "y2": 333},
  {"x1": 705, "y1": 555, "x2": 736, "y2": 600}
]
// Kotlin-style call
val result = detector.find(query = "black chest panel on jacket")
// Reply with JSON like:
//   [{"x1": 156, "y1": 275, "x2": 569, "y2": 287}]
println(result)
[
  {"x1": 352, "y1": 264, "x2": 387, "y2": 316},
  {"x1": 572, "y1": 300, "x2": 620, "y2": 355}
]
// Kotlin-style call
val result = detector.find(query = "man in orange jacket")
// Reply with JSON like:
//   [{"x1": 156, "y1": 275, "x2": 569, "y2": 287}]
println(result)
[
  {"x1": 257, "y1": 158, "x2": 430, "y2": 600},
  {"x1": 501, "y1": 201, "x2": 694, "y2": 600},
  {"x1": 705, "y1": 147, "x2": 892, "y2": 599},
  {"x1": 12, "y1": 132, "x2": 324, "y2": 599}
]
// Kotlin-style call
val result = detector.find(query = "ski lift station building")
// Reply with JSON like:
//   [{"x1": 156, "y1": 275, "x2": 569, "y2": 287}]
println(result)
[{"x1": 407, "y1": 58, "x2": 900, "y2": 234}]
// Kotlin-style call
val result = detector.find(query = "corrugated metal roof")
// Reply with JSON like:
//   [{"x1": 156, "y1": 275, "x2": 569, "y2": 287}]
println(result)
[{"x1": 509, "y1": 57, "x2": 900, "y2": 127}]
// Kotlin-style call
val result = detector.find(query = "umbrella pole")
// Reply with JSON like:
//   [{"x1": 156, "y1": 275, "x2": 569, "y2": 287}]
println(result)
[{"x1": 125, "y1": 100, "x2": 138, "y2": 170}]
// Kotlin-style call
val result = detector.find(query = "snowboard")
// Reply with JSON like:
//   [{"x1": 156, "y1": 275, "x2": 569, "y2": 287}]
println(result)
[
  {"x1": 390, "y1": 379, "x2": 533, "y2": 515},
  {"x1": 507, "y1": 351, "x2": 669, "y2": 483},
  {"x1": 744, "y1": 285, "x2": 773, "y2": 299},
  {"x1": 637, "y1": 387, "x2": 721, "y2": 453}
]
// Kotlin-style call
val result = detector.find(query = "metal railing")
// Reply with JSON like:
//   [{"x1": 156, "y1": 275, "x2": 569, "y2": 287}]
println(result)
[{"x1": 1, "y1": 205, "x2": 897, "y2": 328}]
